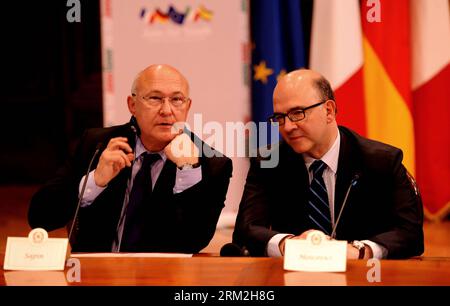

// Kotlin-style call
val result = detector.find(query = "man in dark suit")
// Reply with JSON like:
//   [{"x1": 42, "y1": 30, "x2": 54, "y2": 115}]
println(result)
[
  {"x1": 29, "y1": 64, "x2": 232, "y2": 253},
  {"x1": 233, "y1": 69, "x2": 423, "y2": 259}
]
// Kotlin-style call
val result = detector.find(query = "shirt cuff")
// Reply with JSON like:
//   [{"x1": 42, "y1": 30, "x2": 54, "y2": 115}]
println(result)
[
  {"x1": 266, "y1": 234, "x2": 293, "y2": 257},
  {"x1": 173, "y1": 166, "x2": 202, "y2": 194},
  {"x1": 362, "y1": 240, "x2": 388, "y2": 259},
  {"x1": 78, "y1": 170, "x2": 107, "y2": 207}
]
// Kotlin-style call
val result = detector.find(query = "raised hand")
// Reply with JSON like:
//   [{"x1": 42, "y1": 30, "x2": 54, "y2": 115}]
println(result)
[{"x1": 94, "y1": 137, "x2": 134, "y2": 187}]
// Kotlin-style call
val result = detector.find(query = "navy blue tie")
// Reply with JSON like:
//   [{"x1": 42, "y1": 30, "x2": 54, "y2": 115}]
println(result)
[
  {"x1": 307, "y1": 160, "x2": 332, "y2": 234},
  {"x1": 121, "y1": 153, "x2": 160, "y2": 251}
]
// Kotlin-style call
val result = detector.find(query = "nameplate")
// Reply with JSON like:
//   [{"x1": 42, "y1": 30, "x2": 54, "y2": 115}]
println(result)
[
  {"x1": 284, "y1": 231, "x2": 347, "y2": 272},
  {"x1": 4, "y1": 228, "x2": 69, "y2": 271}
]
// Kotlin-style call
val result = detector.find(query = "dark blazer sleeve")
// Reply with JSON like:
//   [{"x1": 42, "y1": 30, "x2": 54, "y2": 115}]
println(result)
[
  {"x1": 166, "y1": 156, "x2": 233, "y2": 253},
  {"x1": 28, "y1": 130, "x2": 95, "y2": 231},
  {"x1": 232, "y1": 157, "x2": 281, "y2": 256},
  {"x1": 367, "y1": 149, "x2": 424, "y2": 258}
]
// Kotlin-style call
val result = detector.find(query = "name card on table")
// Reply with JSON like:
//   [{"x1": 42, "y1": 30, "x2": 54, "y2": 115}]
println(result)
[
  {"x1": 284, "y1": 231, "x2": 347, "y2": 272},
  {"x1": 4, "y1": 228, "x2": 69, "y2": 271}
]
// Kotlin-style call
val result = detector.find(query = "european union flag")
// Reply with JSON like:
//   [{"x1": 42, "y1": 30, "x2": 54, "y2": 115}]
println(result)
[{"x1": 251, "y1": 0, "x2": 306, "y2": 146}]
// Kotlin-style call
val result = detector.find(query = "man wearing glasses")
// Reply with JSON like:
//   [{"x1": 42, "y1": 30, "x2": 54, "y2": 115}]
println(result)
[
  {"x1": 29, "y1": 64, "x2": 232, "y2": 253},
  {"x1": 233, "y1": 69, "x2": 423, "y2": 259}
]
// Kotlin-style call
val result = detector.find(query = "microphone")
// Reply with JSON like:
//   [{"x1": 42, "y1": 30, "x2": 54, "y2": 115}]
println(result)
[
  {"x1": 330, "y1": 174, "x2": 360, "y2": 239},
  {"x1": 128, "y1": 116, "x2": 140, "y2": 160},
  {"x1": 67, "y1": 142, "x2": 103, "y2": 246},
  {"x1": 220, "y1": 243, "x2": 250, "y2": 257},
  {"x1": 130, "y1": 116, "x2": 140, "y2": 136}
]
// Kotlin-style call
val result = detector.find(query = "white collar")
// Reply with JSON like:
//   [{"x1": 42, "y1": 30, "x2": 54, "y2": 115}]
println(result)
[
  {"x1": 134, "y1": 136, "x2": 166, "y2": 162},
  {"x1": 303, "y1": 131, "x2": 340, "y2": 174}
]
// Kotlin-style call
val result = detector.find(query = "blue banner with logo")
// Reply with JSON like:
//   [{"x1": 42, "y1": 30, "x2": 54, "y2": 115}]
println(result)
[{"x1": 251, "y1": 0, "x2": 306, "y2": 145}]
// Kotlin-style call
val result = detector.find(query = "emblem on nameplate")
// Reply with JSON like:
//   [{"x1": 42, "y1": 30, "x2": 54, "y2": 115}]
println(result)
[{"x1": 284, "y1": 230, "x2": 347, "y2": 272}]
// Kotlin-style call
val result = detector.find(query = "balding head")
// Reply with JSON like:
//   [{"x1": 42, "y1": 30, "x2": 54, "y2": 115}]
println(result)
[
  {"x1": 274, "y1": 69, "x2": 334, "y2": 106},
  {"x1": 279, "y1": 68, "x2": 323, "y2": 85},
  {"x1": 131, "y1": 64, "x2": 190, "y2": 97},
  {"x1": 272, "y1": 68, "x2": 338, "y2": 158}
]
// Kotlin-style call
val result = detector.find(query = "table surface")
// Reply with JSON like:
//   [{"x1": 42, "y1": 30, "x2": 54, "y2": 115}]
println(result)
[{"x1": 2, "y1": 254, "x2": 450, "y2": 286}]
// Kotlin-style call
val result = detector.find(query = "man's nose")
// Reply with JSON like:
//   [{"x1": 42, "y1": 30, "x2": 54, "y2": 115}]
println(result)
[
  {"x1": 282, "y1": 117, "x2": 297, "y2": 133},
  {"x1": 159, "y1": 99, "x2": 172, "y2": 115}
]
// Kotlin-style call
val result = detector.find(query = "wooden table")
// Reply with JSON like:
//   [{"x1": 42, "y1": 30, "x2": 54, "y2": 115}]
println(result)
[{"x1": 1, "y1": 255, "x2": 450, "y2": 286}]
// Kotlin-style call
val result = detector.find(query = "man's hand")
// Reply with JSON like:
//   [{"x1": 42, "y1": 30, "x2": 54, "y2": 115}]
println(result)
[
  {"x1": 279, "y1": 229, "x2": 330, "y2": 256},
  {"x1": 164, "y1": 133, "x2": 199, "y2": 168},
  {"x1": 94, "y1": 137, "x2": 134, "y2": 187},
  {"x1": 296, "y1": 229, "x2": 331, "y2": 240},
  {"x1": 347, "y1": 242, "x2": 373, "y2": 259},
  {"x1": 278, "y1": 235, "x2": 293, "y2": 256},
  {"x1": 278, "y1": 229, "x2": 374, "y2": 259}
]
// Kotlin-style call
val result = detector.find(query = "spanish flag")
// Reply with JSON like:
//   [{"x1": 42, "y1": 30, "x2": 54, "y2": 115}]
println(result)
[{"x1": 362, "y1": 0, "x2": 415, "y2": 175}]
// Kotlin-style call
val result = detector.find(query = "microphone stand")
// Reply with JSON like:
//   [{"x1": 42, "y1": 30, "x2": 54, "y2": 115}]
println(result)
[
  {"x1": 330, "y1": 175, "x2": 360, "y2": 239},
  {"x1": 67, "y1": 144, "x2": 102, "y2": 246}
]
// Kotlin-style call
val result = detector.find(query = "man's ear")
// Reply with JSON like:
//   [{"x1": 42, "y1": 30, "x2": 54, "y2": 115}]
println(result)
[
  {"x1": 325, "y1": 100, "x2": 337, "y2": 115},
  {"x1": 325, "y1": 100, "x2": 337, "y2": 122},
  {"x1": 127, "y1": 95, "x2": 136, "y2": 115},
  {"x1": 184, "y1": 98, "x2": 192, "y2": 114}
]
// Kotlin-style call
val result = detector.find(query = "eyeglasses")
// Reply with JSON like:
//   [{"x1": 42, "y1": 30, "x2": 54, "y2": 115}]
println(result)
[
  {"x1": 132, "y1": 93, "x2": 189, "y2": 107},
  {"x1": 268, "y1": 101, "x2": 326, "y2": 126}
]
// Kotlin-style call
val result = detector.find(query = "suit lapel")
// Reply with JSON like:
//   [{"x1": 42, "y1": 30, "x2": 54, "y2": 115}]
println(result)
[
  {"x1": 109, "y1": 166, "x2": 132, "y2": 218},
  {"x1": 106, "y1": 124, "x2": 139, "y2": 222},
  {"x1": 278, "y1": 142, "x2": 310, "y2": 232},
  {"x1": 334, "y1": 128, "x2": 362, "y2": 237},
  {"x1": 280, "y1": 141, "x2": 309, "y2": 188}
]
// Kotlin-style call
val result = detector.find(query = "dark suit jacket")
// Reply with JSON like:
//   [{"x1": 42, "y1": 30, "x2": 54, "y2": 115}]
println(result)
[
  {"x1": 233, "y1": 126, "x2": 424, "y2": 259},
  {"x1": 29, "y1": 122, "x2": 232, "y2": 253}
]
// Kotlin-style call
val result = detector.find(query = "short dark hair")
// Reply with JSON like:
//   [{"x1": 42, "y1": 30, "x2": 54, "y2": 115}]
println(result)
[{"x1": 314, "y1": 76, "x2": 337, "y2": 113}]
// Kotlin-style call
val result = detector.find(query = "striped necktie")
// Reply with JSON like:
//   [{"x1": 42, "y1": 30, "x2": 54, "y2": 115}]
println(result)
[{"x1": 307, "y1": 160, "x2": 332, "y2": 234}]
